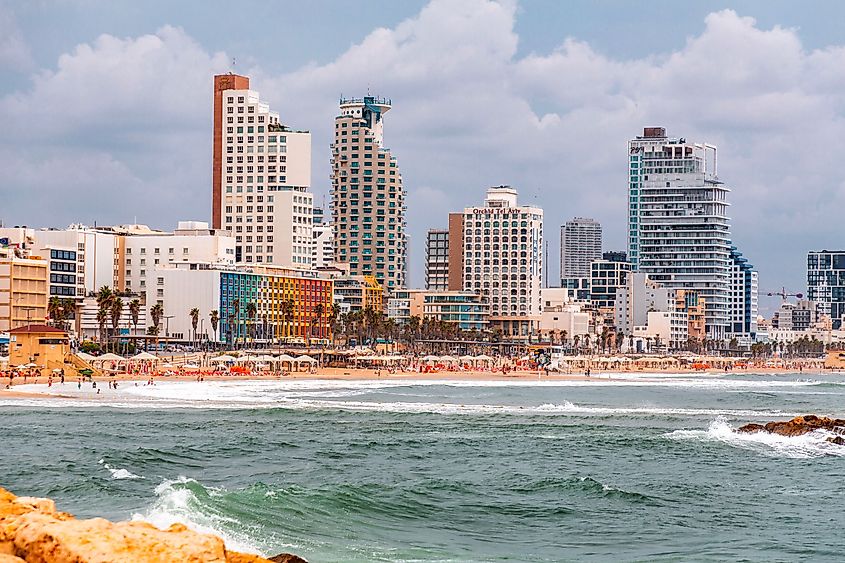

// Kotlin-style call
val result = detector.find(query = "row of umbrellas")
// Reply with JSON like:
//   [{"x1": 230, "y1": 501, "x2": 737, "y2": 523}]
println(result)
[
  {"x1": 420, "y1": 354, "x2": 496, "y2": 363},
  {"x1": 78, "y1": 351, "x2": 160, "y2": 362},
  {"x1": 210, "y1": 354, "x2": 318, "y2": 364}
]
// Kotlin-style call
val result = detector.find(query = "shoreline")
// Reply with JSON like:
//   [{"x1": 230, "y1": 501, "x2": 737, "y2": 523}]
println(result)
[{"x1": 0, "y1": 366, "x2": 835, "y2": 400}]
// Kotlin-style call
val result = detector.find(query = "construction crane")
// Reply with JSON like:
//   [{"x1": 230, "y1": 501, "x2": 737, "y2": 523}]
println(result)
[{"x1": 765, "y1": 287, "x2": 803, "y2": 301}]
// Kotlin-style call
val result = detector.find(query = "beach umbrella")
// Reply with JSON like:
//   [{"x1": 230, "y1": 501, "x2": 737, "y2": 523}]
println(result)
[
  {"x1": 421, "y1": 355, "x2": 440, "y2": 362},
  {"x1": 296, "y1": 355, "x2": 318, "y2": 363},
  {"x1": 76, "y1": 352, "x2": 96, "y2": 362},
  {"x1": 276, "y1": 354, "x2": 295, "y2": 363},
  {"x1": 97, "y1": 353, "x2": 124, "y2": 362},
  {"x1": 210, "y1": 354, "x2": 236, "y2": 363},
  {"x1": 474, "y1": 354, "x2": 494, "y2": 362},
  {"x1": 183, "y1": 363, "x2": 200, "y2": 369},
  {"x1": 459, "y1": 355, "x2": 475, "y2": 362},
  {"x1": 131, "y1": 351, "x2": 159, "y2": 361},
  {"x1": 257, "y1": 354, "x2": 277, "y2": 363},
  {"x1": 440, "y1": 355, "x2": 457, "y2": 363}
]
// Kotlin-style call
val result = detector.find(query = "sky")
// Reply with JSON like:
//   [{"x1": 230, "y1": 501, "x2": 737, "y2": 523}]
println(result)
[{"x1": 2, "y1": 0, "x2": 845, "y2": 314}]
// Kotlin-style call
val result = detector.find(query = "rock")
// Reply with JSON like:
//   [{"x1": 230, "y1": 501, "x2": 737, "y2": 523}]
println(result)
[
  {"x1": 0, "y1": 486, "x2": 302, "y2": 563},
  {"x1": 826, "y1": 435, "x2": 845, "y2": 446},
  {"x1": 737, "y1": 415, "x2": 845, "y2": 441},
  {"x1": 269, "y1": 555, "x2": 309, "y2": 563}
]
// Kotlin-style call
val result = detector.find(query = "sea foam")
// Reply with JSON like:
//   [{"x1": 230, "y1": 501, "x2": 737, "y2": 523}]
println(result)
[{"x1": 666, "y1": 417, "x2": 845, "y2": 458}]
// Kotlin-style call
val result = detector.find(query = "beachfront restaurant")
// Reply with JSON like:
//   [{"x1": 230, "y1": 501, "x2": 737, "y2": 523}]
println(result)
[{"x1": 8, "y1": 324, "x2": 69, "y2": 375}]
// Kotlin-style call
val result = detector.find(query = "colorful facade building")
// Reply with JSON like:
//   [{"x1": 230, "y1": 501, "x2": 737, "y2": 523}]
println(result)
[
  {"x1": 333, "y1": 275, "x2": 383, "y2": 314},
  {"x1": 155, "y1": 263, "x2": 332, "y2": 345}
]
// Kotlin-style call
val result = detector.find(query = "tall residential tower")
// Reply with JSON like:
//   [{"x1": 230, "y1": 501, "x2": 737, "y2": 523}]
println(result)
[
  {"x1": 212, "y1": 74, "x2": 313, "y2": 267},
  {"x1": 627, "y1": 127, "x2": 756, "y2": 339},
  {"x1": 560, "y1": 218, "x2": 602, "y2": 279},
  {"x1": 330, "y1": 96, "x2": 406, "y2": 292}
]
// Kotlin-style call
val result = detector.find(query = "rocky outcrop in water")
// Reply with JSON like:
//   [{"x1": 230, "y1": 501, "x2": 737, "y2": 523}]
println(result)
[
  {"x1": 0, "y1": 487, "x2": 305, "y2": 563},
  {"x1": 737, "y1": 415, "x2": 845, "y2": 444}
]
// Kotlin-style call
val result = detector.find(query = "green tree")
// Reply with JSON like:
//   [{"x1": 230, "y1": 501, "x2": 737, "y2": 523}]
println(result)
[
  {"x1": 128, "y1": 299, "x2": 141, "y2": 336},
  {"x1": 110, "y1": 296, "x2": 123, "y2": 352},
  {"x1": 245, "y1": 302, "x2": 257, "y2": 343},
  {"x1": 189, "y1": 307, "x2": 200, "y2": 344},
  {"x1": 209, "y1": 310, "x2": 220, "y2": 344}
]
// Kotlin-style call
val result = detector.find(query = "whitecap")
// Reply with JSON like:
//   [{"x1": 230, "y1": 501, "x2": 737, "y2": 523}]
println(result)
[
  {"x1": 133, "y1": 476, "x2": 261, "y2": 555},
  {"x1": 666, "y1": 417, "x2": 845, "y2": 458},
  {"x1": 98, "y1": 458, "x2": 142, "y2": 480}
]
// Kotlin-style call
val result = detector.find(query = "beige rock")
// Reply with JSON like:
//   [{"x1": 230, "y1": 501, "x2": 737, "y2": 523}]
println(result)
[{"x1": 0, "y1": 486, "x2": 301, "y2": 563}]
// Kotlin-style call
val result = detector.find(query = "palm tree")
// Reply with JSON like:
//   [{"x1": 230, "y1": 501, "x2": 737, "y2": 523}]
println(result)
[
  {"x1": 150, "y1": 303, "x2": 164, "y2": 335},
  {"x1": 96, "y1": 308, "x2": 108, "y2": 345},
  {"x1": 110, "y1": 296, "x2": 123, "y2": 352},
  {"x1": 245, "y1": 302, "x2": 257, "y2": 344},
  {"x1": 312, "y1": 303, "x2": 325, "y2": 342},
  {"x1": 209, "y1": 310, "x2": 220, "y2": 345},
  {"x1": 232, "y1": 299, "x2": 241, "y2": 347},
  {"x1": 48, "y1": 296, "x2": 62, "y2": 327},
  {"x1": 128, "y1": 299, "x2": 141, "y2": 337},
  {"x1": 227, "y1": 314, "x2": 235, "y2": 347},
  {"x1": 282, "y1": 299, "x2": 296, "y2": 340},
  {"x1": 189, "y1": 308, "x2": 200, "y2": 345},
  {"x1": 329, "y1": 303, "x2": 341, "y2": 347}
]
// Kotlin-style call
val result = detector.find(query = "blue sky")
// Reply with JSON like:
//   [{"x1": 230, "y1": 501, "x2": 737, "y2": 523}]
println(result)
[{"x1": 2, "y1": 0, "x2": 845, "y2": 313}]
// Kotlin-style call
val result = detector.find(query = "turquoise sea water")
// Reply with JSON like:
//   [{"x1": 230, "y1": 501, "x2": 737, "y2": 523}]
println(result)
[{"x1": 2, "y1": 373, "x2": 845, "y2": 562}]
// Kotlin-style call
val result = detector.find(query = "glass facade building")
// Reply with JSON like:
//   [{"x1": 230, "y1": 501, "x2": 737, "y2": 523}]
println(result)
[{"x1": 807, "y1": 250, "x2": 845, "y2": 329}]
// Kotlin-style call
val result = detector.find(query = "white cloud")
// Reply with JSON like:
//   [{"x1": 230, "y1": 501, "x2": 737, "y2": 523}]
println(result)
[
  {"x1": 0, "y1": 8, "x2": 33, "y2": 71},
  {"x1": 2, "y1": 2, "x2": 845, "y2": 296}
]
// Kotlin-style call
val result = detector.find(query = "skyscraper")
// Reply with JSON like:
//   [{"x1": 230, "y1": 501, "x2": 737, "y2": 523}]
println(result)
[
  {"x1": 212, "y1": 74, "x2": 313, "y2": 267},
  {"x1": 560, "y1": 218, "x2": 602, "y2": 279},
  {"x1": 807, "y1": 250, "x2": 845, "y2": 328},
  {"x1": 330, "y1": 96, "x2": 406, "y2": 292},
  {"x1": 628, "y1": 126, "x2": 746, "y2": 339},
  {"x1": 461, "y1": 186, "x2": 543, "y2": 339},
  {"x1": 425, "y1": 229, "x2": 449, "y2": 291}
]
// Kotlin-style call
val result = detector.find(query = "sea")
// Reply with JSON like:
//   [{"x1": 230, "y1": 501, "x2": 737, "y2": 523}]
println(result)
[{"x1": 2, "y1": 372, "x2": 844, "y2": 562}]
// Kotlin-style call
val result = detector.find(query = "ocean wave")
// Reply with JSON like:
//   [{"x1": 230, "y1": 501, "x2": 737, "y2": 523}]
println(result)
[
  {"x1": 666, "y1": 417, "x2": 845, "y2": 458},
  {"x1": 133, "y1": 476, "x2": 264, "y2": 555},
  {"x1": 512, "y1": 476, "x2": 656, "y2": 504},
  {"x1": 98, "y1": 458, "x2": 142, "y2": 480}
]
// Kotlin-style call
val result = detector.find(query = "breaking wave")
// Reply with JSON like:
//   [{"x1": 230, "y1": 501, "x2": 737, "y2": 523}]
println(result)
[
  {"x1": 98, "y1": 458, "x2": 142, "y2": 480},
  {"x1": 666, "y1": 417, "x2": 845, "y2": 458}
]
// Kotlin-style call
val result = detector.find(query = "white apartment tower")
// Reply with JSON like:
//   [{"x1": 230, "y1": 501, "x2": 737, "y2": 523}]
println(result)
[
  {"x1": 212, "y1": 74, "x2": 313, "y2": 268},
  {"x1": 461, "y1": 186, "x2": 543, "y2": 338},
  {"x1": 560, "y1": 218, "x2": 602, "y2": 279},
  {"x1": 330, "y1": 96, "x2": 406, "y2": 293},
  {"x1": 628, "y1": 127, "x2": 735, "y2": 339}
]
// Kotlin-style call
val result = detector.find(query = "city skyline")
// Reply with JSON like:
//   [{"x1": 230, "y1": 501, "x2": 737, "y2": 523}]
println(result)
[{"x1": 3, "y1": 1, "x2": 845, "y2": 307}]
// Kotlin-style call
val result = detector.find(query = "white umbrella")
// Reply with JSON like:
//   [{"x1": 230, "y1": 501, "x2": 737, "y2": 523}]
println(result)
[
  {"x1": 238, "y1": 354, "x2": 260, "y2": 363},
  {"x1": 131, "y1": 351, "x2": 159, "y2": 361},
  {"x1": 257, "y1": 354, "x2": 277, "y2": 363},
  {"x1": 440, "y1": 355, "x2": 457, "y2": 363},
  {"x1": 76, "y1": 352, "x2": 96, "y2": 362},
  {"x1": 183, "y1": 363, "x2": 200, "y2": 369},
  {"x1": 276, "y1": 354, "x2": 295, "y2": 362},
  {"x1": 421, "y1": 355, "x2": 439, "y2": 362},
  {"x1": 211, "y1": 354, "x2": 236, "y2": 363},
  {"x1": 296, "y1": 355, "x2": 318, "y2": 363},
  {"x1": 97, "y1": 353, "x2": 124, "y2": 362},
  {"x1": 459, "y1": 355, "x2": 474, "y2": 362},
  {"x1": 474, "y1": 354, "x2": 494, "y2": 362}
]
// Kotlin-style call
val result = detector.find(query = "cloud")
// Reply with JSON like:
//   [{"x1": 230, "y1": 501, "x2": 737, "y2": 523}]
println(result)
[
  {"x1": 0, "y1": 8, "x2": 33, "y2": 71},
  {"x1": 2, "y1": 2, "x2": 845, "y2": 299}
]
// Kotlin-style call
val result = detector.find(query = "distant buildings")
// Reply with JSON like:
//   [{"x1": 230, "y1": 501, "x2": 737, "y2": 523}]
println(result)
[
  {"x1": 0, "y1": 246, "x2": 48, "y2": 333},
  {"x1": 807, "y1": 250, "x2": 845, "y2": 328},
  {"x1": 387, "y1": 289, "x2": 489, "y2": 331},
  {"x1": 589, "y1": 259, "x2": 631, "y2": 310},
  {"x1": 424, "y1": 229, "x2": 449, "y2": 291},
  {"x1": 627, "y1": 126, "x2": 756, "y2": 339},
  {"x1": 330, "y1": 96, "x2": 406, "y2": 293},
  {"x1": 212, "y1": 74, "x2": 313, "y2": 267},
  {"x1": 311, "y1": 208, "x2": 334, "y2": 269},
  {"x1": 727, "y1": 246, "x2": 758, "y2": 342},
  {"x1": 560, "y1": 217, "x2": 602, "y2": 280}
]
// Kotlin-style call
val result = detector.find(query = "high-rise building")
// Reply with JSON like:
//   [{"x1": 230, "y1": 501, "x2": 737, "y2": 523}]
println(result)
[
  {"x1": 560, "y1": 218, "x2": 602, "y2": 279},
  {"x1": 628, "y1": 126, "x2": 749, "y2": 339},
  {"x1": 589, "y1": 259, "x2": 631, "y2": 310},
  {"x1": 330, "y1": 96, "x2": 406, "y2": 293},
  {"x1": 461, "y1": 186, "x2": 543, "y2": 338},
  {"x1": 212, "y1": 74, "x2": 312, "y2": 267},
  {"x1": 425, "y1": 229, "x2": 449, "y2": 291},
  {"x1": 311, "y1": 214, "x2": 334, "y2": 269},
  {"x1": 807, "y1": 250, "x2": 845, "y2": 328},
  {"x1": 727, "y1": 246, "x2": 758, "y2": 340}
]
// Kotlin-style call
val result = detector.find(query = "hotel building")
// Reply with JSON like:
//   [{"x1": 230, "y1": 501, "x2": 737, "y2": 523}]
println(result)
[
  {"x1": 628, "y1": 127, "x2": 752, "y2": 339},
  {"x1": 387, "y1": 289, "x2": 489, "y2": 331},
  {"x1": 0, "y1": 247, "x2": 48, "y2": 332},
  {"x1": 212, "y1": 74, "x2": 313, "y2": 268},
  {"x1": 807, "y1": 250, "x2": 845, "y2": 328},
  {"x1": 727, "y1": 246, "x2": 758, "y2": 341},
  {"x1": 460, "y1": 186, "x2": 543, "y2": 338},
  {"x1": 560, "y1": 217, "x2": 602, "y2": 280},
  {"x1": 330, "y1": 96, "x2": 406, "y2": 293},
  {"x1": 425, "y1": 229, "x2": 449, "y2": 291}
]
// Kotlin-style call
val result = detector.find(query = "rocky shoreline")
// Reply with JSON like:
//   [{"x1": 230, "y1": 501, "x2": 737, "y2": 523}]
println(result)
[
  {"x1": 0, "y1": 487, "x2": 306, "y2": 563},
  {"x1": 737, "y1": 415, "x2": 845, "y2": 445}
]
